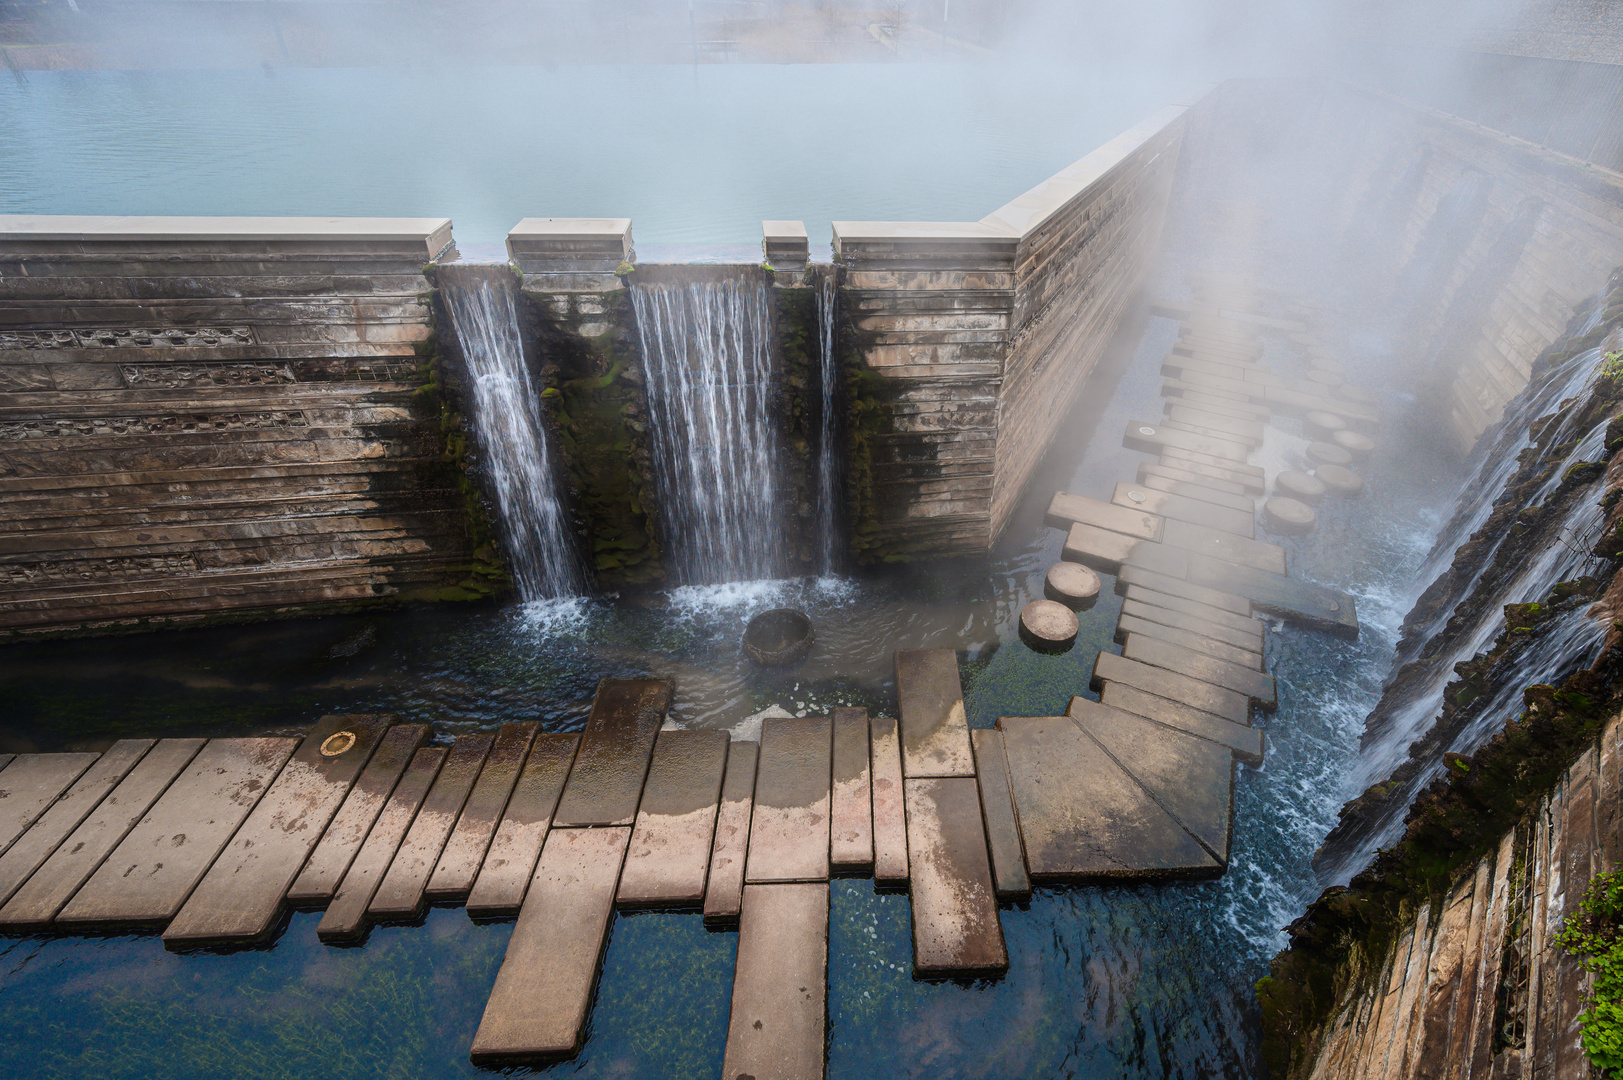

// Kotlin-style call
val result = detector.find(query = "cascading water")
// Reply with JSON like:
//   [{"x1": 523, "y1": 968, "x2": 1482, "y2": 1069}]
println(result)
[
  {"x1": 439, "y1": 266, "x2": 586, "y2": 600},
  {"x1": 814, "y1": 267, "x2": 843, "y2": 576},
  {"x1": 1315, "y1": 320, "x2": 1619, "y2": 882},
  {"x1": 631, "y1": 268, "x2": 782, "y2": 585}
]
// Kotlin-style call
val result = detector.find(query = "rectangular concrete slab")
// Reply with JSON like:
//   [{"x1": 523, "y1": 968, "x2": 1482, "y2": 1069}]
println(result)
[
  {"x1": 904, "y1": 777, "x2": 1008, "y2": 974},
  {"x1": 1183, "y1": 552, "x2": 1359, "y2": 636},
  {"x1": 470, "y1": 826, "x2": 631, "y2": 1064},
  {"x1": 1122, "y1": 634, "x2": 1277, "y2": 707},
  {"x1": 1121, "y1": 594, "x2": 1265, "y2": 647},
  {"x1": 721, "y1": 882, "x2": 829, "y2": 1080},
  {"x1": 1167, "y1": 406, "x2": 1266, "y2": 442},
  {"x1": 0, "y1": 753, "x2": 101, "y2": 856},
  {"x1": 1123, "y1": 418, "x2": 1248, "y2": 463},
  {"x1": 552, "y1": 679, "x2": 672, "y2": 827},
  {"x1": 970, "y1": 729, "x2": 1030, "y2": 901},
  {"x1": 369, "y1": 733, "x2": 494, "y2": 919},
  {"x1": 57, "y1": 738, "x2": 298, "y2": 928},
  {"x1": 1137, "y1": 460, "x2": 1251, "y2": 498},
  {"x1": 1117, "y1": 565, "x2": 1252, "y2": 616},
  {"x1": 425, "y1": 721, "x2": 539, "y2": 902},
  {"x1": 164, "y1": 716, "x2": 391, "y2": 946},
  {"x1": 0, "y1": 740, "x2": 151, "y2": 909},
  {"x1": 1161, "y1": 518, "x2": 1286, "y2": 576},
  {"x1": 1113, "y1": 480, "x2": 1254, "y2": 537},
  {"x1": 1045, "y1": 490, "x2": 1164, "y2": 542},
  {"x1": 1121, "y1": 582, "x2": 1260, "y2": 633},
  {"x1": 830, "y1": 707, "x2": 874, "y2": 871},
  {"x1": 617, "y1": 729, "x2": 729, "y2": 908},
  {"x1": 1158, "y1": 445, "x2": 1265, "y2": 482},
  {"x1": 998, "y1": 715, "x2": 1219, "y2": 881},
  {"x1": 1093, "y1": 651, "x2": 1250, "y2": 724},
  {"x1": 0, "y1": 739, "x2": 204, "y2": 927},
  {"x1": 1093, "y1": 686, "x2": 1264, "y2": 765},
  {"x1": 466, "y1": 733, "x2": 579, "y2": 918},
  {"x1": 747, "y1": 717, "x2": 832, "y2": 884},
  {"x1": 1116, "y1": 612, "x2": 1262, "y2": 669},
  {"x1": 870, "y1": 715, "x2": 909, "y2": 886},
  {"x1": 1063, "y1": 521, "x2": 1147, "y2": 573},
  {"x1": 703, "y1": 740, "x2": 758, "y2": 925},
  {"x1": 287, "y1": 724, "x2": 430, "y2": 904},
  {"x1": 895, "y1": 649, "x2": 975, "y2": 777},
  {"x1": 317, "y1": 746, "x2": 445, "y2": 942}
]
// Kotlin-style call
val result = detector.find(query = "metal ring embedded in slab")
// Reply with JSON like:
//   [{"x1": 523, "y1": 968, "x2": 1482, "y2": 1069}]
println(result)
[
  {"x1": 1139, "y1": 426, "x2": 1156, "y2": 435},
  {"x1": 320, "y1": 731, "x2": 357, "y2": 757}
]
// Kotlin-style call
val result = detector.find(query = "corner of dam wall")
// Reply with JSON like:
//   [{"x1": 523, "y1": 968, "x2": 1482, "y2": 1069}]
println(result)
[
  {"x1": 0, "y1": 217, "x2": 483, "y2": 638},
  {"x1": 833, "y1": 103, "x2": 1188, "y2": 559}
]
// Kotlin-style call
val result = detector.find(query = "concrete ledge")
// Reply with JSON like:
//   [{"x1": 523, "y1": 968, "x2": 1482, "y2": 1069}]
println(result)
[
  {"x1": 763, "y1": 219, "x2": 809, "y2": 272},
  {"x1": 831, "y1": 221, "x2": 1019, "y2": 270},
  {"x1": 0, "y1": 215, "x2": 454, "y2": 260},
  {"x1": 507, "y1": 217, "x2": 633, "y2": 275}
]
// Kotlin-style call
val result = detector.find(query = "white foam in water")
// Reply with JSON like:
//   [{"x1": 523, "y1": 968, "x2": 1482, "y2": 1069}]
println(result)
[{"x1": 513, "y1": 595, "x2": 596, "y2": 637}]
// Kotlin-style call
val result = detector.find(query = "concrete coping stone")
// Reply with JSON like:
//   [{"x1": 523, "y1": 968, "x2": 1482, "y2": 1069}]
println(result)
[{"x1": 0, "y1": 215, "x2": 455, "y2": 260}]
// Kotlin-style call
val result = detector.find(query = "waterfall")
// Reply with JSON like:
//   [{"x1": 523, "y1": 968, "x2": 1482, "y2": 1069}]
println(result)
[
  {"x1": 1315, "y1": 332, "x2": 1616, "y2": 882},
  {"x1": 631, "y1": 269, "x2": 782, "y2": 585},
  {"x1": 440, "y1": 267, "x2": 586, "y2": 600},
  {"x1": 814, "y1": 267, "x2": 843, "y2": 576}
]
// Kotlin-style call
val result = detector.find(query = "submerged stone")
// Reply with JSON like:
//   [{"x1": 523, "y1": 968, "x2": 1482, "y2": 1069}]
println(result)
[{"x1": 1264, "y1": 496, "x2": 1317, "y2": 534}]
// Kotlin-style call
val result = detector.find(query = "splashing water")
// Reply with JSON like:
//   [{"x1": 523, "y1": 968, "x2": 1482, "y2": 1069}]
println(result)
[
  {"x1": 440, "y1": 268, "x2": 586, "y2": 600},
  {"x1": 815, "y1": 267, "x2": 844, "y2": 576},
  {"x1": 632, "y1": 270, "x2": 782, "y2": 585}
]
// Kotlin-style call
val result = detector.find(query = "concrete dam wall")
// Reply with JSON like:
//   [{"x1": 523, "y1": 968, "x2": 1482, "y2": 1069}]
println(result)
[{"x1": 0, "y1": 218, "x2": 485, "y2": 638}]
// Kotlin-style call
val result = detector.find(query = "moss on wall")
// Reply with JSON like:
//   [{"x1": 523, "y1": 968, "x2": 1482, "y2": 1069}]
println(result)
[
  {"x1": 526, "y1": 288, "x2": 665, "y2": 589},
  {"x1": 770, "y1": 276, "x2": 820, "y2": 573}
]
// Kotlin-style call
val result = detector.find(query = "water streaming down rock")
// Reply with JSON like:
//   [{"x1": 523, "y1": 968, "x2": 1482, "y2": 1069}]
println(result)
[
  {"x1": 814, "y1": 266, "x2": 843, "y2": 575},
  {"x1": 439, "y1": 267, "x2": 587, "y2": 600},
  {"x1": 631, "y1": 268, "x2": 783, "y2": 584},
  {"x1": 1314, "y1": 303, "x2": 1622, "y2": 882}
]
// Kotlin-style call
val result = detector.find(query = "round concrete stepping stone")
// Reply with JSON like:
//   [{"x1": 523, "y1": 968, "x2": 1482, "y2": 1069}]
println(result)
[
  {"x1": 1336, "y1": 384, "x2": 1378, "y2": 407},
  {"x1": 1306, "y1": 441, "x2": 1353, "y2": 467},
  {"x1": 1315, "y1": 464, "x2": 1365, "y2": 498},
  {"x1": 1306, "y1": 369, "x2": 1343, "y2": 389},
  {"x1": 1020, "y1": 600, "x2": 1079, "y2": 652},
  {"x1": 1263, "y1": 496, "x2": 1316, "y2": 535},
  {"x1": 1305, "y1": 411, "x2": 1347, "y2": 438},
  {"x1": 1277, "y1": 469, "x2": 1326, "y2": 503},
  {"x1": 1333, "y1": 429, "x2": 1376, "y2": 459},
  {"x1": 1045, "y1": 562, "x2": 1101, "y2": 611}
]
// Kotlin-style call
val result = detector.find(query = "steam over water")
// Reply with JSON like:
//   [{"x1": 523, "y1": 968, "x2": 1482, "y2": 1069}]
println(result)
[
  {"x1": 632, "y1": 271, "x2": 783, "y2": 584},
  {"x1": 440, "y1": 269, "x2": 586, "y2": 599}
]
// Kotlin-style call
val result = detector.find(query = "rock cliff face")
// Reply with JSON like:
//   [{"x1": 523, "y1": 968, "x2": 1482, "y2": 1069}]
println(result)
[
  {"x1": 1262, "y1": 274, "x2": 1623, "y2": 1078},
  {"x1": 0, "y1": 219, "x2": 485, "y2": 638}
]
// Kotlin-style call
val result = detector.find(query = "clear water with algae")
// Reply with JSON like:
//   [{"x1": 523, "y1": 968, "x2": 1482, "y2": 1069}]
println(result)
[{"x1": 0, "y1": 299, "x2": 1469, "y2": 1078}]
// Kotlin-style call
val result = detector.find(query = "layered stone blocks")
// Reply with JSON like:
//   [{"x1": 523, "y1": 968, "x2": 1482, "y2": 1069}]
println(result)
[{"x1": 0, "y1": 216, "x2": 477, "y2": 636}]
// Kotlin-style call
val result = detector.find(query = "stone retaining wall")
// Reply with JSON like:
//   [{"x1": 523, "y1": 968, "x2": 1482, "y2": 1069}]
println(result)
[
  {"x1": 833, "y1": 105, "x2": 1188, "y2": 559},
  {"x1": 0, "y1": 217, "x2": 479, "y2": 637}
]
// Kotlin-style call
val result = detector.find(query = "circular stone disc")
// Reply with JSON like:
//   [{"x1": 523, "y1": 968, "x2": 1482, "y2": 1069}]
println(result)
[
  {"x1": 1263, "y1": 496, "x2": 1316, "y2": 535},
  {"x1": 1333, "y1": 429, "x2": 1376, "y2": 458},
  {"x1": 1020, "y1": 599, "x2": 1079, "y2": 651},
  {"x1": 1277, "y1": 469, "x2": 1327, "y2": 503},
  {"x1": 1305, "y1": 410, "x2": 1347, "y2": 436},
  {"x1": 1045, "y1": 562, "x2": 1101, "y2": 610},
  {"x1": 1306, "y1": 441, "x2": 1354, "y2": 467},
  {"x1": 1316, "y1": 463, "x2": 1365, "y2": 497},
  {"x1": 1306, "y1": 369, "x2": 1344, "y2": 388}
]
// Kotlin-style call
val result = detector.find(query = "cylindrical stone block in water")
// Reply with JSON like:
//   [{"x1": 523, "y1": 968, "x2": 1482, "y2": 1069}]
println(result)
[
  {"x1": 1305, "y1": 411, "x2": 1347, "y2": 439},
  {"x1": 1020, "y1": 600, "x2": 1078, "y2": 653},
  {"x1": 1306, "y1": 441, "x2": 1353, "y2": 467},
  {"x1": 1045, "y1": 562, "x2": 1100, "y2": 610},
  {"x1": 1263, "y1": 497, "x2": 1316, "y2": 535},
  {"x1": 1333, "y1": 430, "x2": 1375, "y2": 460},
  {"x1": 1277, "y1": 469, "x2": 1326, "y2": 503},
  {"x1": 1315, "y1": 464, "x2": 1365, "y2": 498}
]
